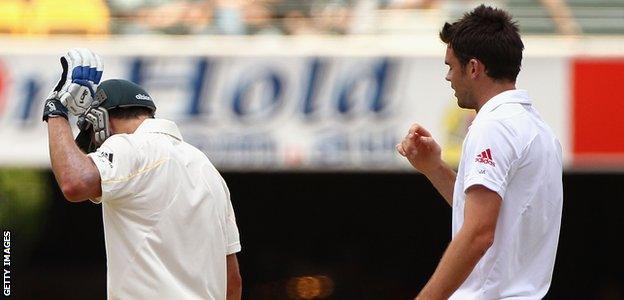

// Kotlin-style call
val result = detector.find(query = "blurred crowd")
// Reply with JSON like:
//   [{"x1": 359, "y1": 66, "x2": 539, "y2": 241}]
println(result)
[
  {"x1": 108, "y1": 0, "x2": 444, "y2": 35},
  {"x1": 0, "y1": 0, "x2": 587, "y2": 35},
  {"x1": 0, "y1": 0, "x2": 444, "y2": 36}
]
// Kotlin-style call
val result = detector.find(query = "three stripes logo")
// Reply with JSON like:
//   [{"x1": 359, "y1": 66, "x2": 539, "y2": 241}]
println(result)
[{"x1": 475, "y1": 148, "x2": 495, "y2": 166}]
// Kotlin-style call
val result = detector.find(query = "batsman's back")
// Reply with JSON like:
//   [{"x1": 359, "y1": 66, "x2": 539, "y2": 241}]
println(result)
[{"x1": 92, "y1": 119, "x2": 239, "y2": 300}]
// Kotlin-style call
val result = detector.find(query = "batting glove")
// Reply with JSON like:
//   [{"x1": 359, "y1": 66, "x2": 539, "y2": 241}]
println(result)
[
  {"x1": 77, "y1": 99, "x2": 110, "y2": 147},
  {"x1": 45, "y1": 48, "x2": 104, "y2": 117}
]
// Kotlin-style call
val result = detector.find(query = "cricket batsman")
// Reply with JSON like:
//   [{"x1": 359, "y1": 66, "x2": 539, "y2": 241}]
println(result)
[{"x1": 43, "y1": 48, "x2": 242, "y2": 299}]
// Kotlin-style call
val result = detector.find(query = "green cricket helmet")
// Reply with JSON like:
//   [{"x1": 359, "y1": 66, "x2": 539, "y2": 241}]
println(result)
[{"x1": 75, "y1": 79, "x2": 157, "y2": 153}]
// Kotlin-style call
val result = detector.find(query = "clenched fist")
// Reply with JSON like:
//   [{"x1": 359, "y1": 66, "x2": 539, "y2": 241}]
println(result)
[{"x1": 396, "y1": 123, "x2": 443, "y2": 175}]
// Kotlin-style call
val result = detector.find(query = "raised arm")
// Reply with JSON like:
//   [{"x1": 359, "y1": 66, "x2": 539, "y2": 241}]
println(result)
[
  {"x1": 43, "y1": 48, "x2": 104, "y2": 202},
  {"x1": 47, "y1": 116, "x2": 102, "y2": 202}
]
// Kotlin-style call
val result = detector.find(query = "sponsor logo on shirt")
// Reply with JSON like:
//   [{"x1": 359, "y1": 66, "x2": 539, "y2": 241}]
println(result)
[
  {"x1": 98, "y1": 151, "x2": 114, "y2": 167},
  {"x1": 475, "y1": 148, "x2": 495, "y2": 167}
]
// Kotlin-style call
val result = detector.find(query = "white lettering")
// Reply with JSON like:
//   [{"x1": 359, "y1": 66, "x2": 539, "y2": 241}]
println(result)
[
  {"x1": 135, "y1": 94, "x2": 152, "y2": 101},
  {"x1": 3, "y1": 231, "x2": 10, "y2": 296},
  {"x1": 3, "y1": 269, "x2": 9, "y2": 296}
]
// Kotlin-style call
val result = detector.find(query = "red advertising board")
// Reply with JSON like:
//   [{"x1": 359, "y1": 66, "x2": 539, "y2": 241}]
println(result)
[{"x1": 572, "y1": 58, "x2": 624, "y2": 166}]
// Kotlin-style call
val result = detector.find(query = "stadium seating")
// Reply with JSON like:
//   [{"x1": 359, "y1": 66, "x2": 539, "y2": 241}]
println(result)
[
  {"x1": 0, "y1": 0, "x2": 26, "y2": 34},
  {"x1": 508, "y1": 0, "x2": 624, "y2": 34},
  {"x1": 29, "y1": 0, "x2": 110, "y2": 35}
]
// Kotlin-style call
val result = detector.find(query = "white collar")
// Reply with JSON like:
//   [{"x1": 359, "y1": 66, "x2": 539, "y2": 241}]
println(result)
[
  {"x1": 474, "y1": 89, "x2": 531, "y2": 122},
  {"x1": 134, "y1": 118, "x2": 183, "y2": 141}
]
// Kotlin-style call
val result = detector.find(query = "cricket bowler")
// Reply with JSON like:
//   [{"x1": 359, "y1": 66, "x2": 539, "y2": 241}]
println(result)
[{"x1": 397, "y1": 6, "x2": 564, "y2": 299}]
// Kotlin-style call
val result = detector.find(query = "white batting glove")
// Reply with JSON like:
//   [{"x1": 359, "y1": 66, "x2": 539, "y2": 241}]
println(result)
[{"x1": 47, "y1": 48, "x2": 104, "y2": 116}]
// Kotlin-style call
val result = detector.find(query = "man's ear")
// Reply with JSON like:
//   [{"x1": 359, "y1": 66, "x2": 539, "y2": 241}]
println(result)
[
  {"x1": 107, "y1": 117, "x2": 117, "y2": 135},
  {"x1": 468, "y1": 58, "x2": 485, "y2": 79}
]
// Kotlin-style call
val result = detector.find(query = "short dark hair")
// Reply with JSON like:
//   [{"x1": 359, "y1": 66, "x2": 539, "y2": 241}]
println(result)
[
  {"x1": 440, "y1": 5, "x2": 524, "y2": 82},
  {"x1": 107, "y1": 106, "x2": 155, "y2": 119}
]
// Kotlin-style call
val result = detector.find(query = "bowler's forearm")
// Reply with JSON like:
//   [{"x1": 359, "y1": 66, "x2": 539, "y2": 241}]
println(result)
[
  {"x1": 423, "y1": 162, "x2": 456, "y2": 206},
  {"x1": 226, "y1": 254, "x2": 242, "y2": 300},
  {"x1": 227, "y1": 285, "x2": 241, "y2": 300},
  {"x1": 416, "y1": 228, "x2": 489, "y2": 299}
]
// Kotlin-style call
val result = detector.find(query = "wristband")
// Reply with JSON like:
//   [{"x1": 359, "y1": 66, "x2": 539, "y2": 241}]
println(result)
[{"x1": 42, "y1": 98, "x2": 69, "y2": 122}]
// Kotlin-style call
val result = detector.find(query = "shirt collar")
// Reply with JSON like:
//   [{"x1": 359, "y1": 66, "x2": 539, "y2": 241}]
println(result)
[
  {"x1": 474, "y1": 89, "x2": 531, "y2": 122},
  {"x1": 134, "y1": 118, "x2": 183, "y2": 141}
]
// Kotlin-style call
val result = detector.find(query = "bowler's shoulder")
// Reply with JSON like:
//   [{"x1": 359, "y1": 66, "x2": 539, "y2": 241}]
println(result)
[
  {"x1": 477, "y1": 102, "x2": 535, "y2": 131},
  {"x1": 483, "y1": 102, "x2": 528, "y2": 122},
  {"x1": 470, "y1": 108, "x2": 542, "y2": 155}
]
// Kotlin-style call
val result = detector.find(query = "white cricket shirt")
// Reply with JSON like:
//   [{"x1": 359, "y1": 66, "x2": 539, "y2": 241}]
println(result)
[
  {"x1": 450, "y1": 90, "x2": 563, "y2": 299},
  {"x1": 88, "y1": 118, "x2": 241, "y2": 300}
]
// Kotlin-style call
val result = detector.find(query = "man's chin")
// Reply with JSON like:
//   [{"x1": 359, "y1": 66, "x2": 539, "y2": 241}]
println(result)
[
  {"x1": 453, "y1": 92, "x2": 471, "y2": 109},
  {"x1": 456, "y1": 99, "x2": 470, "y2": 109},
  {"x1": 454, "y1": 96, "x2": 462, "y2": 106}
]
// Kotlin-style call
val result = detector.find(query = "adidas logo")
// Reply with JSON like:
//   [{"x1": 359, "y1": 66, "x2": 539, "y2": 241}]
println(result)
[
  {"x1": 135, "y1": 94, "x2": 151, "y2": 101},
  {"x1": 475, "y1": 148, "x2": 495, "y2": 166}
]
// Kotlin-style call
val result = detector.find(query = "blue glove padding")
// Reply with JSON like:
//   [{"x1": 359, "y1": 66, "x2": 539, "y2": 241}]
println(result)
[{"x1": 47, "y1": 48, "x2": 104, "y2": 116}]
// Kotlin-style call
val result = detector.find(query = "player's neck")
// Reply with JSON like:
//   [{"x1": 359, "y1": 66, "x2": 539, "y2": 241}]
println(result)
[
  {"x1": 474, "y1": 81, "x2": 516, "y2": 112},
  {"x1": 110, "y1": 116, "x2": 149, "y2": 135}
]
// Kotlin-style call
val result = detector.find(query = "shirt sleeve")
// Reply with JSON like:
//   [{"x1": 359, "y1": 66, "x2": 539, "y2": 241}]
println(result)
[
  {"x1": 221, "y1": 178, "x2": 241, "y2": 255},
  {"x1": 462, "y1": 120, "x2": 518, "y2": 199},
  {"x1": 87, "y1": 134, "x2": 140, "y2": 204}
]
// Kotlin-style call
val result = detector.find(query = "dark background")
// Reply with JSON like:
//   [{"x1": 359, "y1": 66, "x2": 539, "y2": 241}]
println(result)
[{"x1": 9, "y1": 172, "x2": 624, "y2": 299}]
